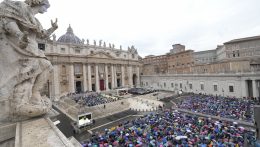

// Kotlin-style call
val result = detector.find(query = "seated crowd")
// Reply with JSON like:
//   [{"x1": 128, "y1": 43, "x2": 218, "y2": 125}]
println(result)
[
  {"x1": 81, "y1": 110, "x2": 256, "y2": 146},
  {"x1": 177, "y1": 95, "x2": 255, "y2": 122},
  {"x1": 70, "y1": 92, "x2": 118, "y2": 107},
  {"x1": 128, "y1": 88, "x2": 156, "y2": 95}
]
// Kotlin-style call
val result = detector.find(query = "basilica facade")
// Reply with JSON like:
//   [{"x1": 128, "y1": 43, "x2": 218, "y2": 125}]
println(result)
[{"x1": 39, "y1": 25, "x2": 141, "y2": 98}]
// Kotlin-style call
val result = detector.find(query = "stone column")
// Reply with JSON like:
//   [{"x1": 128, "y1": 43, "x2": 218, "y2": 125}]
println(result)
[
  {"x1": 111, "y1": 64, "x2": 115, "y2": 89},
  {"x1": 114, "y1": 65, "x2": 118, "y2": 88},
  {"x1": 95, "y1": 64, "x2": 100, "y2": 92},
  {"x1": 105, "y1": 64, "x2": 109, "y2": 91},
  {"x1": 121, "y1": 65, "x2": 125, "y2": 87},
  {"x1": 87, "y1": 64, "x2": 92, "y2": 91},
  {"x1": 82, "y1": 64, "x2": 87, "y2": 92},
  {"x1": 136, "y1": 66, "x2": 140, "y2": 87},
  {"x1": 241, "y1": 80, "x2": 247, "y2": 98},
  {"x1": 253, "y1": 80, "x2": 258, "y2": 97},
  {"x1": 69, "y1": 64, "x2": 75, "y2": 93},
  {"x1": 52, "y1": 64, "x2": 60, "y2": 100},
  {"x1": 128, "y1": 66, "x2": 133, "y2": 87}
]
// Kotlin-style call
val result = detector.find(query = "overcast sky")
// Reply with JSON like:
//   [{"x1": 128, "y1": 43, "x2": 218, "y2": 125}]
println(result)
[{"x1": 3, "y1": 0, "x2": 260, "y2": 57}]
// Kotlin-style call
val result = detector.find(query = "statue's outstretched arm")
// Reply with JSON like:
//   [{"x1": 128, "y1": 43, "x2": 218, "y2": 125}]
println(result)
[
  {"x1": 41, "y1": 18, "x2": 58, "y2": 39},
  {"x1": 4, "y1": 20, "x2": 28, "y2": 49}
]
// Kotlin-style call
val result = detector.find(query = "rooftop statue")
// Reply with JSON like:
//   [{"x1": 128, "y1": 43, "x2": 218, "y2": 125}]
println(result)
[
  {"x1": 99, "y1": 40, "x2": 102, "y2": 47},
  {"x1": 0, "y1": 0, "x2": 58, "y2": 119}
]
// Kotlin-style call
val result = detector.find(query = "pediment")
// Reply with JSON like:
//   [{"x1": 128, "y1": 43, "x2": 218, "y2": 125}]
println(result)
[{"x1": 87, "y1": 51, "x2": 114, "y2": 59}]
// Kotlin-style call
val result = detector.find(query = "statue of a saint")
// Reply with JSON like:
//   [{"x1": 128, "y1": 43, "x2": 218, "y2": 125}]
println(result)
[
  {"x1": 99, "y1": 40, "x2": 102, "y2": 47},
  {"x1": 86, "y1": 39, "x2": 89, "y2": 45},
  {"x1": 94, "y1": 40, "x2": 96, "y2": 46},
  {"x1": 0, "y1": 0, "x2": 58, "y2": 118},
  {"x1": 103, "y1": 42, "x2": 106, "y2": 48},
  {"x1": 52, "y1": 34, "x2": 56, "y2": 41}
]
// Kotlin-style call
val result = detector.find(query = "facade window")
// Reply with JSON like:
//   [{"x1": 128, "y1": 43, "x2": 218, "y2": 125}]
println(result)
[
  {"x1": 124, "y1": 55, "x2": 126, "y2": 58},
  {"x1": 233, "y1": 51, "x2": 236, "y2": 57},
  {"x1": 157, "y1": 83, "x2": 159, "y2": 86},
  {"x1": 61, "y1": 65, "x2": 66, "y2": 74},
  {"x1": 75, "y1": 49, "x2": 80, "y2": 54},
  {"x1": 132, "y1": 54, "x2": 135, "y2": 59},
  {"x1": 213, "y1": 85, "x2": 218, "y2": 91},
  {"x1": 164, "y1": 83, "x2": 166, "y2": 87},
  {"x1": 91, "y1": 66, "x2": 94, "y2": 73},
  {"x1": 237, "y1": 50, "x2": 240, "y2": 57},
  {"x1": 171, "y1": 83, "x2": 174, "y2": 88},
  {"x1": 180, "y1": 83, "x2": 182, "y2": 89},
  {"x1": 74, "y1": 64, "x2": 82, "y2": 74},
  {"x1": 141, "y1": 82, "x2": 143, "y2": 86},
  {"x1": 189, "y1": 84, "x2": 192, "y2": 89},
  {"x1": 229, "y1": 86, "x2": 234, "y2": 92},
  {"x1": 38, "y1": 43, "x2": 45, "y2": 51},
  {"x1": 90, "y1": 51, "x2": 94, "y2": 54},
  {"x1": 200, "y1": 84, "x2": 204, "y2": 90},
  {"x1": 61, "y1": 48, "x2": 65, "y2": 53}
]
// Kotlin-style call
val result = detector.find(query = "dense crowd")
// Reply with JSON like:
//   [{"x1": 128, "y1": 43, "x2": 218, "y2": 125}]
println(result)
[
  {"x1": 81, "y1": 110, "x2": 256, "y2": 146},
  {"x1": 70, "y1": 92, "x2": 118, "y2": 107},
  {"x1": 128, "y1": 88, "x2": 156, "y2": 95},
  {"x1": 177, "y1": 95, "x2": 255, "y2": 122}
]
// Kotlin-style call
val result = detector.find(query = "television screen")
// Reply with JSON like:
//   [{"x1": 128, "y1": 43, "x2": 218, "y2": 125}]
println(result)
[{"x1": 78, "y1": 113, "x2": 92, "y2": 127}]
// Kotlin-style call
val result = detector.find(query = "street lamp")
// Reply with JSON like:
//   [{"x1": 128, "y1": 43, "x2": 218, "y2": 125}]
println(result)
[{"x1": 222, "y1": 88, "x2": 224, "y2": 97}]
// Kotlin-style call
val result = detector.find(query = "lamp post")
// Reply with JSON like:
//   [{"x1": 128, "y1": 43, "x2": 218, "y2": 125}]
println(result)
[{"x1": 222, "y1": 88, "x2": 224, "y2": 97}]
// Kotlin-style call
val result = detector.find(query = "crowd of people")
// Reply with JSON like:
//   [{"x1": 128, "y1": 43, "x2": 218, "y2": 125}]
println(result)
[
  {"x1": 70, "y1": 92, "x2": 118, "y2": 107},
  {"x1": 81, "y1": 110, "x2": 256, "y2": 146},
  {"x1": 128, "y1": 88, "x2": 156, "y2": 95},
  {"x1": 177, "y1": 95, "x2": 255, "y2": 122}
]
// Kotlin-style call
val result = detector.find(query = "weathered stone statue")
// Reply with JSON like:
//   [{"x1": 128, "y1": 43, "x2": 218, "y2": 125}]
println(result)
[
  {"x1": 99, "y1": 40, "x2": 102, "y2": 47},
  {"x1": 86, "y1": 39, "x2": 89, "y2": 45},
  {"x1": 93, "y1": 40, "x2": 96, "y2": 46},
  {"x1": 103, "y1": 42, "x2": 106, "y2": 48},
  {"x1": 52, "y1": 34, "x2": 56, "y2": 41},
  {"x1": 0, "y1": 0, "x2": 58, "y2": 120}
]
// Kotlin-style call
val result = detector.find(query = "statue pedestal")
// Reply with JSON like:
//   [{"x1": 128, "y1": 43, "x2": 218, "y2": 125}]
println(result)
[{"x1": 15, "y1": 117, "x2": 75, "y2": 147}]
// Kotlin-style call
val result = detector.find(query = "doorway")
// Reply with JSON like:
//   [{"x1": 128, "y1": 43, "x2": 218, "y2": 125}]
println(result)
[
  {"x1": 117, "y1": 79, "x2": 121, "y2": 87},
  {"x1": 76, "y1": 81, "x2": 82, "y2": 93},
  {"x1": 92, "y1": 84, "x2": 96, "y2": 92},
  {"x1": 133, "y1": 74, "x2": 137, "y2": 87},
  {"x1": 100, "y1": 80, "x2": 105, "y2": 91},
  {"x1": 246, "y1": 80, "x2": 253, "y2": 97}
]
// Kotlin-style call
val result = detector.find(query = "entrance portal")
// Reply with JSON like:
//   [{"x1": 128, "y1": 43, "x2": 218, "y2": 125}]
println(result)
[
  {"x1": 92, "y1": 84, "x2": 96, "y2": 92},
  {"x1": 100, "y1": 80, "x2": 105, "y2": 91},
  {"x1": 246, "y1": 80, "x2": 253, "y2": 97},
  {"x1": 76, "y1": 81, "x2": 82, "y2": 93},
  {"x1": 133, "y1": 74, "x2": 137, "y2": 87},
  {"x1": 117, "y1": 79, "x2": 121, "y2": 87}
]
